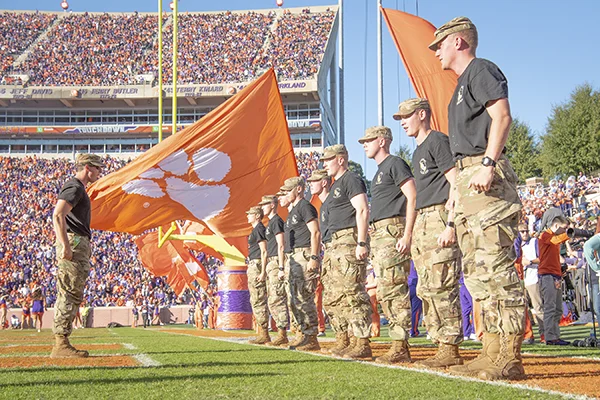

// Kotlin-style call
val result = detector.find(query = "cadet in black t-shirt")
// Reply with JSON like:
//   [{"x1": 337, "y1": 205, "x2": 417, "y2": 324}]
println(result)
[
  {"x1": 280, "y1": 176, "x2": 321, "y2": 351},
  {"x1": 430, "y1": 17, "x2": 525, "y2": 380},
  {"x1": 359, "y1": 126, "x2": 416, "y2": 363},
  {"x1": 320, "y1": 144, "x2": 373, "y2": 360},
  {"x1": 396, "y1": 98, "x2": 463, "y2": 367},
  {"x1": 258, "y1": 194, "x2": 290, "y2": 345},
  {"x1": 245, "y1": 206, "x2": 271, "y2": 344},
  {"x1": 51, "y1": 153, "x2": 104, "y2": 358}
]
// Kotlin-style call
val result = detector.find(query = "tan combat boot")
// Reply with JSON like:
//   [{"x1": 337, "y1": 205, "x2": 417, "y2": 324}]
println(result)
[
  {"x1": 295, "y1": 334, "x2": 321, "y2": 351},
  {"x1": 332, "y1": 334, "x2": 356, "y2": 356},
  {"x1": 343, "y1": 338, "x2": 373, "y2": 360},
  {"x1": 268, "y1": 328, "x2": 289, "y2": 346},
  {"x1": 324, "y1": 331, "x2": 349, "y2": 354},
  {"x1": 448, "y1": 332, "x2": 500, "y2": 376},
  {"x1": 50, "y1": 335, "x2": 89, "y2": 358},
  {"x1": 248, "y1": 326, "x2": 271, "y2": 345},
  {"x1": 287, "y1": 333, "x2": 305, "y2": 349},
  {"x1": 415, "y1": 343, "x2": 464, "y2": 368},
  {"x1": 375, "y1": 340, "x2": 412, "y2": 364},
  {"x1": 478, "y1": 334, "x2": 525, "y2": 381}
]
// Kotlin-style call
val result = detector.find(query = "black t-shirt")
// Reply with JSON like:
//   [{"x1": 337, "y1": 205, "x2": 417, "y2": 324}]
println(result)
[
  {"x1": 265, "y1": 214, "x2": 285, "y2": 257},
  {"x1": 370, "y1": 155, "x2": 413, "y2": 222},
  {"x1": 285, "y1": 198, "x2": 318, "y2": 249},
  {"x1": 328, "y1": 170, "x2": 367, "y2": 234},
  {"x1": 58, "y1": 177, "x2": 91, "y2": 238},
  {"x1": 319, "y1": 196, "x2": 332, "y2": 244},
  {"x1": 448, "y1": 58, "x2": 509, "y2": 159},
  {"x1": 412, "y1": 130, "x2": 455, "y2": 209},
  {"x1": 247, "y1": 222, "x2": 266, "y2": 260}
]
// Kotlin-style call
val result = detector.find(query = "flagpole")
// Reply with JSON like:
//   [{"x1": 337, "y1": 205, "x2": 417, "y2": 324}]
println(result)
[
  {"x1": 172, "y1": 0, "x2": 178, "y2": 136},
  {"x1": 377, "y1": 0, "x2": 384, "y2": 126},
  {"x1": 158, "y1": 0, "x2": 164, "y2": 244},
  {"x1": 338, "y1": 0, "x2": 345, "y2": 144}
]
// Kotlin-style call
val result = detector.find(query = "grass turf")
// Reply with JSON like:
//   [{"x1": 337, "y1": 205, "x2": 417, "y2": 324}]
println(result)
[{"x1": 2, "y1": 326, "x2": 595, "y2": 399}]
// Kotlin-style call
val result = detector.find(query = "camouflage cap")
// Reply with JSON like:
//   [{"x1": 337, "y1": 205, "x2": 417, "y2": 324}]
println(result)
[
  {"x1": 258, "y1": 195, "x2": 277, "y2": 206},
  {"x1": 245, "y1": 206, "x2": 263, "y2": 216},
  {"x1": 320, "y1": 144, "x2": 348, "y2": 161},
  {"x1": 75, "y1": 153, "x2": 105, "y2": 168},
  {"x1": 358, "y1": 126, "x2": 393, "y2": 143},
  {"x1": 275, "y1": 190, "x2": 287, "y2": 196},
  {"x1": 392, "y1": 98, "x2": 431, "y2": 120},
  {"x1": 428, "y1": 16, "x2": 476, "y2": 51},
  {"x1": 307, "y1": 169, "x2": 329, "y2": 182},
  {"x1": 280, "y1": 176, "x2": 305, "y2": 191}
]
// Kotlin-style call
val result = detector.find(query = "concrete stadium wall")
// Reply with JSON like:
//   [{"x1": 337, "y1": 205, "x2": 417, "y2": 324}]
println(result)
[{"x1": 6, "y1": 305, "x2": 194, "y2": 329}]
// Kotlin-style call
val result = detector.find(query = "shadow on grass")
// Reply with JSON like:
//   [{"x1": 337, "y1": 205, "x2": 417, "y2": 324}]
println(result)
[
  {"x1": 0, "y1": 371, "x2": 283, "y2": 389},
  {"x1": 1, "y1": 358, "x2": 336, "y2": 374}
]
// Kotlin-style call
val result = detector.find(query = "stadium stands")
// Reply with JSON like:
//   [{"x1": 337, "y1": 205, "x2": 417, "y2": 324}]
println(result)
[{"x1": 1, "y1": 8, "x2": 335, "y2": 85}]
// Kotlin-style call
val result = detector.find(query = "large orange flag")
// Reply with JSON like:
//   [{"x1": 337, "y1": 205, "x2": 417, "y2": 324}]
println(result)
[
  {"x1": 382, "y1": 8, "x2": 457, "y2": 134},
  {"x1": 136, "y1": 231, "x2": 210, "y2": 296},
  {"x1": 88, "y1": 69, "x2": 298, "y2": 237}
]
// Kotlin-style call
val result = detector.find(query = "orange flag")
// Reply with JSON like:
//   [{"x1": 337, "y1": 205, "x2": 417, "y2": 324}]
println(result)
[
  {"x1": 88, "y1": 68, "x2": 298, "y2": 237},
  {"x1": 135, "y1": 231, "x2": 210, "y2": 296},
  {"x1": 382, "y1": 8, "x2": 457, "y2": 134}
]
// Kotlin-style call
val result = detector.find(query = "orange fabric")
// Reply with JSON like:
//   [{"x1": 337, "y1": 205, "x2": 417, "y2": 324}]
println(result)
[
  {"x1": 369, "y1": 293, "x2": 380, "y2": 337},
  {"x1": 135, "y1": 231, "x2": 210, "y2": 296},
  {"x1": 538, "y1": 230, "x2": 569, "y2": 276},
  {"x1": 310, "y1": 194, "x2": 322, "y2": 214},
  {"x1": 88, "y1": 68, "x2": 298, "y2": 237},
  {"x1": 381, "y1": 8, "x2": 457, "y2": 134}
]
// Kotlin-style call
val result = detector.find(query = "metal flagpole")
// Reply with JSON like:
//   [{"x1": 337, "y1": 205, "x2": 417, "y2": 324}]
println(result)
[
  {"x1": 338, "y1": 0, "x2": 345, "y2": 144},
  {"x1": 158, "y1": 0, "x2": 164, "y2": 242},
  {"x1": 172, "y1": 0, "x2": 178, "y2": 136},
  {"x1": 377, "y1": 0, "x2": 384, "y2": 126}
]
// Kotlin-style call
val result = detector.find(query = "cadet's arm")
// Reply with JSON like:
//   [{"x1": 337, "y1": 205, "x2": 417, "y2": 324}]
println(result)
[
  {"x1": 349, "y1": 193, "x2": 369, "y2": 243},
  {"x1": 484, "y1": 98, "x2": 512, "y2": 162}
]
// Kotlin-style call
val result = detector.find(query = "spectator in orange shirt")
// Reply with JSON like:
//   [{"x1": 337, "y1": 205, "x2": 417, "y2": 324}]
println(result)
[{"x1": 538, "y1": 215, "x2": 571, "y2": 346}]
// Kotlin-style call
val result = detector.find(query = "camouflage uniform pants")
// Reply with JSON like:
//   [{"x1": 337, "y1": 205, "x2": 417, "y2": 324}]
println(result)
[
  {"x1": 53, "y1": 234, "x2": 91, "y2": 337},
  {"x1": 247, "y1": 259, "x2": 269, "y2": 329},
  {"x1": 454, "y1": 155, "x2": 525, "y2": 335},
  {"x1": 288, "y1": 248, "x2": 319, "y2": 335},
  {"x1": 412, "y1": 205, "x2": 463, "y2": 345},
  {"x1": 322, "y1": 228, "x2": 372, "y2": 339},
  {"x1": 265, "y1": 256, "x2": 289, "y2": 329},
  {"x1": 370, "y1": 218, "x2": 411, "y2": 341}
]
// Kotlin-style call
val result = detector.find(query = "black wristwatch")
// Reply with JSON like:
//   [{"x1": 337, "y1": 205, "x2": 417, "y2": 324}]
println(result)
[
  {"x1": 278, "y1": 266, "x2": 284, "y2": 271},
  {"x1": 446, "y1": 221, "x2": 455, "y2": 229},
  {"x1": 481, "y1": 156, "x2": 497, "y2": 168},
  {"x1": 310, "y1": 255, "x2": 320, "y2": 261},
  {"x1": 357, "y1": 241, "x2": 367, "y2": 247}
]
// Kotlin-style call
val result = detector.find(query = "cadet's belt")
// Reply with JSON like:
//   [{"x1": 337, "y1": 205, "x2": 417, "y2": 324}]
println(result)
[
  {"x1": 370, "y1": 216, "x2": 404, "y2": 230},
  {"x1": 267, "y1": 256, "x2": 279, "y2": 263},
  {"x1": 323, "y1": 241, "x2": 332, "y2": 250},
  {"x1": 417, "y1": 204, "x2": 446, "y2": 214},
  {"x1": 331, "y1": 227, "x2": 356, "y2": 240},
  {"x1": 455, "y1": 154, "x2": 486, "y2": 171},
  {"x1": 291, "y1": 246, "x2": 310, "y2": 254}
]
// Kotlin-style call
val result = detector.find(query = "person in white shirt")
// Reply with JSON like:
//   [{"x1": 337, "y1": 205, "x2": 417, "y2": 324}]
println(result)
[{"x1": 518, "y1": 224, "x2": 544, "y2": 342}]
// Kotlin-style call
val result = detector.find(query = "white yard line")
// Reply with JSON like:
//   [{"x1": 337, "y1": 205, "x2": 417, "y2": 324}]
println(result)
[
  {"x1": 122, "y1": 343, "x2": 137, "y2": 350},
  {"x1": 132, "y1": 353, "x2": 161, "y2": 367}
]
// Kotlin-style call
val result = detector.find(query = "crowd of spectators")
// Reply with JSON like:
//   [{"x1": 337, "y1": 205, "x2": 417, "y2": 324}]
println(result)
[
  {"x1": 0, "y1": 12, "x2": 56, "y2": 82},
  {"x1": 258, "y1": 9, "x2": 335, "y2": 81},
  {"x1": 295, "y1": 151, "x2": 320, "y2": 181},
  {"x1": 1, "y1": 9, "x2": 334, "y2": 86},
  {"x1": 140, "y1": 11, "x2": 275, "y2": 85},
  {"x1": 18, "y1": 12, "x2": 161, "y2": 86}
]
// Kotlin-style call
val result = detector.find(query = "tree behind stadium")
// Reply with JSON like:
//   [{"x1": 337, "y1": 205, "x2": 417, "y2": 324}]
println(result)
[
  {"x1": 505, "y1": 119, "x2": 541, "y2": 183},
  {"x1": 540, "y1": 83, "x2": 600, "y2": 178}
]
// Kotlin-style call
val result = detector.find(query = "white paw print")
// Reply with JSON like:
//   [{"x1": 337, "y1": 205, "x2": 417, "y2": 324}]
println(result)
[{"x1": 122, "y1": 148, "x2": 232, "y2": 221}]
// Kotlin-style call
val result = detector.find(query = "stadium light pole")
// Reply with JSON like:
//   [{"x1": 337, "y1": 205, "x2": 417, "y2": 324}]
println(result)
[
  {"x1": 172, "y1": 0, "x2": 179, "y2": 136},
  {"x1": 377, "y1": 0, "x2": 383, "y2": 126},
  {"x1": 338, "y1": 0, "x2": 345, "y2": 145}
]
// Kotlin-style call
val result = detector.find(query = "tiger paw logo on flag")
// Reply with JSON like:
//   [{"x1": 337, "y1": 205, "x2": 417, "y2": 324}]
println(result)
[{"x1": 122, "y1": 148, "x2": 231, "y2": 221}]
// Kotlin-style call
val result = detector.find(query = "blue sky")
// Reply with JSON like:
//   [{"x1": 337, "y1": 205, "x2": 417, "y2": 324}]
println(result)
[{"x1": 7, "y1": 0, "x2": 599, "y2": 177}]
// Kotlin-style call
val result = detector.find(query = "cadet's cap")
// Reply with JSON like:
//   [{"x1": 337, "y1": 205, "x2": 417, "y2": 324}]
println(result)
[
  {"x1": 258, "y1": 195, "x2": 277, "y2": 206},
  {"x1": 245, "y1": 206, "x2": 262, "y2": 216},
  {"x1": 75, "y1": 153, "x2": 105, "y2": 168},
  {"x1": 358, "y1": 126, "x2": 393, "y2": 143},
  {"x1": 392, "y1": 98, "x2": 431, "y2": 120},
  {"x1": 275, "y1": 190, "x2": 287, "y2": 196},
  {"x1": 307, "y1": 169, "x2": 329, "y2": 182},
  {"x1": 280, "y1": 176, "x2": 305, "y2": 191},
  {"x1": 320, "y1": 144, "x2": 348, "y2": 161},
  {"x1": 428, "y1": 16, "x2": 476, "y2": 51}
]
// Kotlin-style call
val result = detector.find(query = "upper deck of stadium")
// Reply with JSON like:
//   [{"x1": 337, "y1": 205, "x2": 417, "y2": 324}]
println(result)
[{"x1": 0, "y1": 6, "x2": 337, "y2": 89}]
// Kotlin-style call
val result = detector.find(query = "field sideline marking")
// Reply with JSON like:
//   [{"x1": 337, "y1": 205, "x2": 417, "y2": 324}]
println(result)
[
  {"x1": 156, "y1": 330, "x2": 594, "y2": 400},
  {"x1": 123, "y1": 343, "x2": 137, "y2": 350},
  {"x1": 133, "y1": 353, "x2": 161, "y2": 367}
]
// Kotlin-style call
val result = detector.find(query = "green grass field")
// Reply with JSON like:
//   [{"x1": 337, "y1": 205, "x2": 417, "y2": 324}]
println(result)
[{"x1": 0, "y1": 324, "x2": 597, "y2": 400}]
